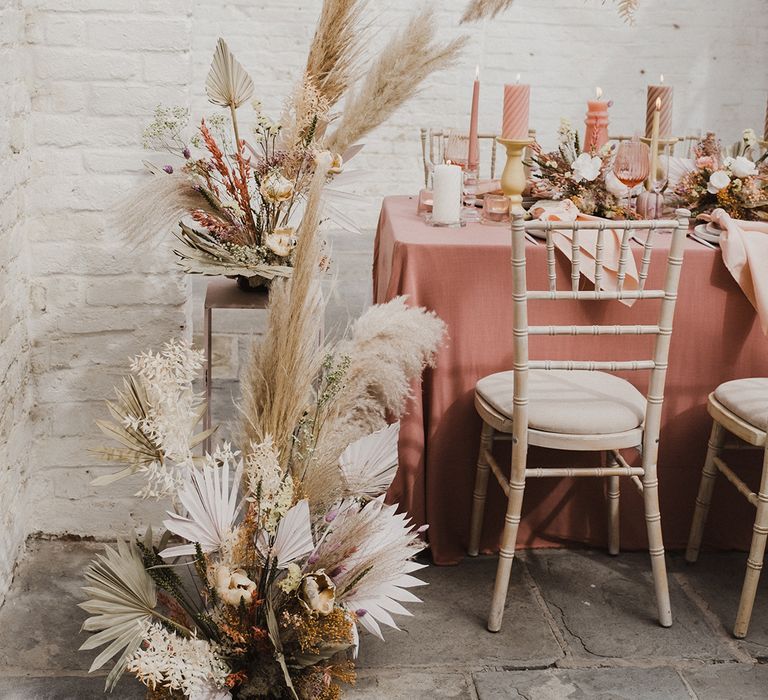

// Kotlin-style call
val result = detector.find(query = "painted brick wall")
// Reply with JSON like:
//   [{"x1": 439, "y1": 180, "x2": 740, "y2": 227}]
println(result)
[
  {"x1": 0, "y1": 0, "x2": 33, "y2": 603},
  {"x1": 1, "y1": 0, "x2": 767, "y2": 599}
]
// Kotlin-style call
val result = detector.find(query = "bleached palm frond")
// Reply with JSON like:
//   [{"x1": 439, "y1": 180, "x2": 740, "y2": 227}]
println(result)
[
  {"x1": 313, "y1": 498, "x2": 426, "y2": 640},
  {"x1": 160, "y1": 448, "x2": 244, "y2": 558},
  {"x1": 205, "y1": 38, "x2": 255, "y2": 109},
  {"x1": 339, "y1": 422, "x2": 400, "y2": 498},
  {"x1": 79, "y1": 540, "x2": 158, "y2": 690},
  {"x1": 174, "y1": 223, "x2": 293, "y2": 279},
  {"x1": 271, "y1": 499, "x2": 314, "y2": 568}
]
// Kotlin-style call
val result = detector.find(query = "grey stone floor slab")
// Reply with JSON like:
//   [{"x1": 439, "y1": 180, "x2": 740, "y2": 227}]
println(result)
[
  {"x1": 680, "y1": 662, "x2": 768, "y2": 699},
  {"x1": 356, "y1": 556, "x2": 562, "y2": 671},
  {"x1": 524, "y1": 549, "x2": 736, "y2": 662},
  {"x1": 0, "y1": 675, "x2": 145, "y2": 700},
  {"x1": 349, "y1": 671, "x2": 474, "y2": 699},
  {"x1": 473, "y1": 667, "x2": 691, "y2": 700},
  {"x1": 673, "y1": 551, "x2": 768, "y2": 660},
  {"x1": 0, "y1": 540, "x2": 99, "y2": 674}
]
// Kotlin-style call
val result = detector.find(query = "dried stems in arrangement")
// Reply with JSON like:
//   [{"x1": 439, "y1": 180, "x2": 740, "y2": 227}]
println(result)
[
  {"x1": 460, "y1": 0, "x2": 639, "y2": 24},
  {"x1": 305, "y1": 0, "x2": 369, "y2": 108},
  {"x1": 326, "y1": 7, "x2": 468, "y2": 155},
  {"x1": 85, "y1": 139, "x2": 447, "y2": 699},
  {"x1": 117, "y1": 2, "x2": 466, "y2": 284}
]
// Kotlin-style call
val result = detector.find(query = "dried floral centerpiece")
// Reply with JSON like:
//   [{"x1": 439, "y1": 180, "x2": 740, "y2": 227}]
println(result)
[
  {"x1": 80, "y1": 161, "x2": 447, "y2": 699},
  {"x1": 527, "y1": 119, "x2": 633, "y2": 219},
  {"x1": 672, "y1": 132, "x2": 768, "y2": 221},
  {"x1": 118, "y1": 3, "x2": 466, "y2": 287}
]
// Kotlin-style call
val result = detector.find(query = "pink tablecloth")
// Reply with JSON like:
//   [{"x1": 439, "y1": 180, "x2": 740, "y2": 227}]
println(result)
[{"x1": 374, "y1": 195, "x2": 768, "y2": 565}]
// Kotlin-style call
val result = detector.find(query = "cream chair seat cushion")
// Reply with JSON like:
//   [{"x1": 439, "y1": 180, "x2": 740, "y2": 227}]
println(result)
[
  {"x1": 713, "y1": 378, "x2": 768, "y2": 430},
  {"x1": 476, "y1": 369, "x2": 646, "y2": 435}
]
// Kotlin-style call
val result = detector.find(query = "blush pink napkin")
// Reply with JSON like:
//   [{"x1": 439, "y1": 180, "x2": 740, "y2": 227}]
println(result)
[
  {"x1": 531, "y1": 200, "x2": 639, "y2": 304},
  {"x1": 711, "y1": 208, "x2": 768, "y2": 335}
]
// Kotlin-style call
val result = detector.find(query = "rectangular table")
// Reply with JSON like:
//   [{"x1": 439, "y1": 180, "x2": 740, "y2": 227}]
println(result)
[{"x1": 374, "y1": 195, "x2": 768, "y2": 565}]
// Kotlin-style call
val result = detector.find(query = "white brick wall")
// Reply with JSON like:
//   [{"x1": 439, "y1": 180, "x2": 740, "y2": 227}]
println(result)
[
  {"x1": 23, "y1": 0, "x2": 195, "y2": 545},
  {"x1": 0, "y1": 0, "x2": 33, "y2": 604},
  {"x1": 0, "y1": 0, "x2": 767, "y2": 599}
]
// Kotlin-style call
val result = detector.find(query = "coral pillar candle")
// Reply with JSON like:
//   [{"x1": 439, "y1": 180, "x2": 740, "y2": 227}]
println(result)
[
  {"x1": 645, "y1": 74, "x2": 673, "y2": 138},
  {"x1": 431, "y1": 163, "x2": 462, "y2": 224},
  {"x1": 467, "y1": 66, "x2": 480, "y2": 172},
  {"x1": 583, "y1": 86, "x2": 610, "y2": 153},
  {"x1": 763, "y1": 93, "x2": 768, "y2": 142},
  {"x1": 502, "y1": 75, "x2": 530, "y2": 139}
]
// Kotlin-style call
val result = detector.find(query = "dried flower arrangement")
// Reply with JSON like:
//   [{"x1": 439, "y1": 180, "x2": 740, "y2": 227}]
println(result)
[
  {"x1": 672, "y1": 132, "x2": 768, "y2": 221},
  {"x1": 527, "y1": 119, "x2": 633, "y2": 219},
  {"x1": 80, "y1": 160, "x2": 447, "y2": 699},
  {"x1": 117, "y1": 2, "x2": 466, "y2": 286}
]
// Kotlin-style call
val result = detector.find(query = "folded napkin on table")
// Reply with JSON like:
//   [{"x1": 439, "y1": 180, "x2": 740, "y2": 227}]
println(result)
[
  {"x1": 710, "y1": 208, "x2": 768, "y2": 335},
  {"x1": 530, "y1": 199, "x2": 639, "y2": 306}
]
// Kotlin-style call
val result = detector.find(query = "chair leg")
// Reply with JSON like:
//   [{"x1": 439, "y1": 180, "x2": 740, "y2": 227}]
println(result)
[
  {"x1": 488, "y1": 440, "x2": 527, "y2": 632},
  {"x1": 468, "y1": 422, "x2": 494, "y2": 557},
  {"x1": 734, "y1": 445, "x2": 768, "y2": 639},
  {"x1": 607, "y1": 472, "x2": 620, "y2": 556},
  {"x1": 642, "y1": 458, "x2": 672, "y2": 627},
  {"x1": 686, "y1": 421, "x2": 726, "y2": 563}
]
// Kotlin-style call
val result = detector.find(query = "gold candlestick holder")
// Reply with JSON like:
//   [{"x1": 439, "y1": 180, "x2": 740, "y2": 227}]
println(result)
[
  {"x1": 640, "y1": 136, "x2": 678, "y2": 190},
  {"x1": 498, "y1": 137, "x2": 533, "y2": 213}
]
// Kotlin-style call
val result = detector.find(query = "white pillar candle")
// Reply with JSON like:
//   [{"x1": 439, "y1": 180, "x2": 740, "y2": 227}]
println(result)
[{"x1": 432, "y1": 164, "x2": 462, "y2": 224}]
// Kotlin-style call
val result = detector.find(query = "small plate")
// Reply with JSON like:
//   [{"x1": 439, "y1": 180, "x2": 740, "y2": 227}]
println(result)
[{"x1": 694, "y1": 223, "x2": 721, "y2": 243}]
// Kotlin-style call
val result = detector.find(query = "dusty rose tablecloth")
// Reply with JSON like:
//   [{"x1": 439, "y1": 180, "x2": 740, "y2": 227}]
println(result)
[{"x1": 375, "y1": 195, "x2": 768, "y2": 565}]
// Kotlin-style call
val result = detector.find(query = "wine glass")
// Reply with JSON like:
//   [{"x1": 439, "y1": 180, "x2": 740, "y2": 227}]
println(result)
[
  {"x1": 444, "y1": 129, "x2": 469, "y2": 169},
  {"x1": 612, "y1": 139, "x2": 650, "y2": 217}
]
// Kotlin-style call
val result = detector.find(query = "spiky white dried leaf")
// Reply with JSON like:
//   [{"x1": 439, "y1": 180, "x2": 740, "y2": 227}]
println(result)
[{"x1": 339, "y1": 422, "x2": 400, "y2": 498}]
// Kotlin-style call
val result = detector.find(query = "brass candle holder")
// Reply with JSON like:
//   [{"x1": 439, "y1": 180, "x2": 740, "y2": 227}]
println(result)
[
  {"x1": 498, "y1": 137, "x2": 533, "y2": 213},
  {"x1": 640, "y1": 136, "x2": 678, "y2": 191}
]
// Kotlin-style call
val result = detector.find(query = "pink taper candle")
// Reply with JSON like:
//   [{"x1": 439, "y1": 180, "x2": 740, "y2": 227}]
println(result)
[
  {"x1": 467, "y1": 66, "x2": 480, "y2": 172},
  {"x1": 645, "y1": 74, "x2": 673, "y2": 138},
  {"x1": 502, "y1": 75, "x2": 530, "y2": 140},
  {"x1": 583, "y1": 86, "x2": 610, "y2": 153}
]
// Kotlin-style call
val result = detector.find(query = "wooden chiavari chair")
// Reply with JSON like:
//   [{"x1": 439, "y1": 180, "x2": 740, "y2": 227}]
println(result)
[
  {"x1": 686, "y1": 378, "x2": 768, "y2": 638},
  {"x1": 468, "y1": 208, "x2": 691, "y2": 632}
]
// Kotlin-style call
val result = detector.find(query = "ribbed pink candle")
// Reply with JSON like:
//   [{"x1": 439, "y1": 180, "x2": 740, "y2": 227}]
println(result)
[
  {"x1": 645, "y1": 82, "x2": 673, "y2": 138},
  {"x1": 584, "y1": 88, "x2": 609, "y2": 153},
  {"x1": 502, "y1": 83, "x2": 530, "y2": 139}
]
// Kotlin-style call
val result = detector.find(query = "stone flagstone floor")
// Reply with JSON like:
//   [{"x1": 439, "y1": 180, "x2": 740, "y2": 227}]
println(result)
[{"x1": 1, "y1": 540, "x2": 767, "y2": 699}]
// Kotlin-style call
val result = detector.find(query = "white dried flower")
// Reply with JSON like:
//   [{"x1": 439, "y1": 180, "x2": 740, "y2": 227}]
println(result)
[
  {"x1": 265, "y1": 228, "x2": 296, "y2": 257},
  {"x1": 571, "y1": 153, "x2": 602, "y2": 183},
  {"x1": 260, "y1": 171, "x2": 294, "y2": 203},
  {"x1": 128, "y1": 621, "x2": 229, "y2": 696},
  {"x1": 707, "y1": 169, "x2": 731, "y2": 194},
  {"x1": 214, "y1": 565, "x2": 257, "y2": 606},
  {"x1": 297, "y1": 570, "x2": 336, "y2": 616},
  {"x1": 278, "y1": 562, "x2": 303, "y2": 593},
  {"x1": 728, "y1": 156, "x2": 758, "y2": 179}
]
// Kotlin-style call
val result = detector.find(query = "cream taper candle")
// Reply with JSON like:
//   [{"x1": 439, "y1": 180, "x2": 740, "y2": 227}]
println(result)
[{"x1": 432, "y1": 164, "x2": 462, "y2": 224}]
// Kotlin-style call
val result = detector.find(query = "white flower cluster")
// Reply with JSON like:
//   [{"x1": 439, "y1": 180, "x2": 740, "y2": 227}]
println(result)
[
  {"x1": 246, "y1": 438, "x2": 295, "y2": 533},
  {"x1": 130, "y1": 339, "x2": 204, "y2": 464},
  {"x1": 128, "y1": 622, "x2": 229, "y2": 697},
  {"x1": 707, "y1": 156, "x2": 759, "y2": 194}
]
